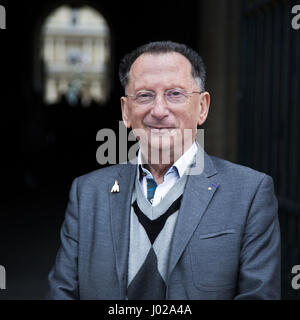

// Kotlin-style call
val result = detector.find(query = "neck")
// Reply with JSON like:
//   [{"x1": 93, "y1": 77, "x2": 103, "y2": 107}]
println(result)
[
  {"x1": 140, "y1": 145, "x2": 185, "y2": 185},
  {"x1": 139, "y1": 141, "x2": 195, "y2": 184},
  {"x1": 143, "y1": 163, "x2": 172, "y2": 185}
]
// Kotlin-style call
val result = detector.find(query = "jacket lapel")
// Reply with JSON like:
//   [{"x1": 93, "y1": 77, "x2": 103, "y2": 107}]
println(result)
[
  {"x1": 167, "y1": 152, "x2": 219, "y2": 278},
  {"x1": 109, "y1": 162, "x2": 136, "y2": 298}
]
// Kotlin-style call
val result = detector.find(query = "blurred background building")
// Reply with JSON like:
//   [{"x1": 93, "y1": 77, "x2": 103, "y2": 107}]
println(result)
[
  {"x1": 42, "y1": 6, "x2": 110, "y2": 106},
  {"x1": 0, "y1": 0, "x2": 299, "y2": 300}
]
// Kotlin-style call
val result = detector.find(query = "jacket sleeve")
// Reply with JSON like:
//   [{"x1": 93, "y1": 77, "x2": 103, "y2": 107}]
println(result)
[
  {"x1": 45, "y1": 178, "x2": 80, "y2": 299},
  {"x1": 235, "y1": 174, "x2": 281, "y2": 299}
]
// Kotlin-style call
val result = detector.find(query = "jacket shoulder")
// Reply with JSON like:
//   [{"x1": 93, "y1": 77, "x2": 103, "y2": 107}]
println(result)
[{"x1": 209, "y1": 155, "x2": 272, "y2": 184}]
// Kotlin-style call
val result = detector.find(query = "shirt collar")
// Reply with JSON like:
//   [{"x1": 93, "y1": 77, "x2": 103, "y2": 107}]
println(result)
[{"x1": 137, "y1": 142, "x2": 198, "y2": 180}]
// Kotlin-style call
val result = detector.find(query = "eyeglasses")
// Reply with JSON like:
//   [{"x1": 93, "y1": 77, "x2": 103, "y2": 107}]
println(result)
[{"x1": 125, "y1": 88, "x2": 203, "y2": 105}]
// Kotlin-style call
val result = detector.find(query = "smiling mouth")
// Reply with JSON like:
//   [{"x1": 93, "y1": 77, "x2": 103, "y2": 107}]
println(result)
[{"x1": 146, "y1": 125, "x2": 175, "y2": 133}]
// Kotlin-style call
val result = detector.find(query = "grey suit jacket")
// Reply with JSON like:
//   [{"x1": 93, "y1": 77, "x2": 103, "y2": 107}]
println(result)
[{"x1": 46, "y1": 152, "x2": 281, "y2": 299}]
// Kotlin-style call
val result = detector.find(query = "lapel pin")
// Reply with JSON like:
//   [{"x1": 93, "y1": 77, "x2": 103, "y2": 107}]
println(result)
[
  {"x1": 208, "y1": 184, "x2": 219, "y2": 191},
  {"x1": 111, "y1": 180, "x2": 120, "y2": 193}
]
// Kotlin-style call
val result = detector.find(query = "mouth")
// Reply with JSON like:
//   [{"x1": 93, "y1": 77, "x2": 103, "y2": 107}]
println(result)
[{"x1": 145, "y1": 125, "x2": 175, "y2": 134}]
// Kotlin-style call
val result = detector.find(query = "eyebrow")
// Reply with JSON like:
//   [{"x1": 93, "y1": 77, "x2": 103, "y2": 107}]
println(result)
[{"x1": 133, "y1": 85, "x2": 187, "y2": 92}]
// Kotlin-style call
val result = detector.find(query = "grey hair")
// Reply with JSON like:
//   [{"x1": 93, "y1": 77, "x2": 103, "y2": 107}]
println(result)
[{"x1": 119, "y1": 41, "x2": 206, "y2": 91}]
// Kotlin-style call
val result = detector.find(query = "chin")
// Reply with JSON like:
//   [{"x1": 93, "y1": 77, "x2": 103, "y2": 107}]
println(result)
[{"x1": 147, "y1": 138, "x2": 184, "y2": 165}]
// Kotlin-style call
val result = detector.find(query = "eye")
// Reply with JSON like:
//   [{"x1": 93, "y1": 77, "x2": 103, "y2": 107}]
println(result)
[
  {"x1": 134, "y1": 91, "x2": 155, "y2": 104},
  {"x1": 167, "y1": 89, "x2": 185, "y2": 98},
  {"x1": 136, "y1": 92, "x2": 154, "y2": 99},
  {"x1": 138, "y1": 92, "x2": 153, "y2": 98},
  {"x1": 171, "y1": 90, "x2": 182, "y2": 96}
]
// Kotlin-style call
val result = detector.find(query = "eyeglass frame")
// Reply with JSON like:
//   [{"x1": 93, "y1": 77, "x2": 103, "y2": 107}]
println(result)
[{"x1": 124, "y1": 88, "x2": 204, "y2": 105}]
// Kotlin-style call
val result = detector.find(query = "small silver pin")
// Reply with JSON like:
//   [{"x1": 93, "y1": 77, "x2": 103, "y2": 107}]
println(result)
[{"x1": 111, "y1": 180, "x2": 120, "y2": 193}]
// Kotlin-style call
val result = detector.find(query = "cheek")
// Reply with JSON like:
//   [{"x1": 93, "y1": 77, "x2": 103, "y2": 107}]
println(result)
[
  {"x1": 128, "y1": 109, "x2": 145, "y2": 125},
  {"x1": 174, "y1": 104, "x2": 200, "y2": 127},
  {"x1": 178, "y1": 114, "x2": 198, "y2": 129}
]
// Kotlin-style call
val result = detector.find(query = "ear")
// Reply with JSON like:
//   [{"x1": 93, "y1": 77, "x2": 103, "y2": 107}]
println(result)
[
  {"x1": 121, "y1": 96, "x2": 131, "y2": 128},
  {"x1": 197, "y1": 91, "x2": 210, "y2": 126}
]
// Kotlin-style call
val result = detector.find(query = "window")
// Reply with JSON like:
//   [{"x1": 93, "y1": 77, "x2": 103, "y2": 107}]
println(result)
[{"x1": 42, "y1": 5, "x2": 110, "y2": 107}]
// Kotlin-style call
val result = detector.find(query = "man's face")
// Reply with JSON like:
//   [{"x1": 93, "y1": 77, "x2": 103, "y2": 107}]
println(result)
[{"x1": 121, "y1": 52, "x2": 210, "y2": 163}]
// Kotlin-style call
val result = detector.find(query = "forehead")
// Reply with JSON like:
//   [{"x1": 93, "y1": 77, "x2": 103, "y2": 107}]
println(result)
[{"x1": 128, "y1": 52, "x2": 195, "y2": 89}]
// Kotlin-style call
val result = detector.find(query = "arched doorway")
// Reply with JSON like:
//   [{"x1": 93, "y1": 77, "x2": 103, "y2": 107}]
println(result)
[
  {"x1": 42, "y1": 5, "x2": 111, "y2": 107},
  {"x1": 30, "y1": 4, "x2": 113, "y2": 189}
]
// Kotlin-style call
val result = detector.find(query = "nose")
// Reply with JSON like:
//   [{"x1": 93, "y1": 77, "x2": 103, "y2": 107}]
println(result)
[{"x1": 150, "y1": 94, "x2": 170, "y2": 119}]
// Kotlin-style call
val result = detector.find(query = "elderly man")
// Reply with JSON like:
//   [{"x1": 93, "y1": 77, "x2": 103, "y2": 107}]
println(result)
[{"x1": 46, "y1": 41, "x2": 281, "y2": 300}]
